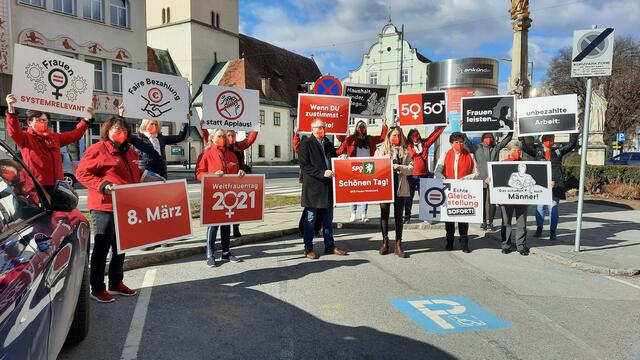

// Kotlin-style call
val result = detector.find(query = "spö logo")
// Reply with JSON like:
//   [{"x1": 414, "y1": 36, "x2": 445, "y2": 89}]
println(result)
[
  {"x1": 24, "y1": 58, "x2": 88, "y2": 101},
  {"x1": 351, "y1": 161, "x2": 375, "y2": 174}
]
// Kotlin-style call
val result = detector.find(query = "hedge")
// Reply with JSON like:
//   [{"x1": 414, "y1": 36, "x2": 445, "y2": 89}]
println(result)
[{"x1": 563, "y1": 165, "x2": 640, "y2": 193}]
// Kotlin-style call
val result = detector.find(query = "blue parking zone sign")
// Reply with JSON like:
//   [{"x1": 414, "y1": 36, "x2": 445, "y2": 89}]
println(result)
[{"x1": 391, "y1": 296, "x2": 511, "y2": 334}]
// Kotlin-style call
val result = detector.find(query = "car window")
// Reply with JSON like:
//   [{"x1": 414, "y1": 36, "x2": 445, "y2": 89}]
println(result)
[
  {"x1": 630, "y1": 153, "x2": 640, "y2": 161},
  {"x1": 0, "y1": 146, "x2": 45, "y2": 233}
]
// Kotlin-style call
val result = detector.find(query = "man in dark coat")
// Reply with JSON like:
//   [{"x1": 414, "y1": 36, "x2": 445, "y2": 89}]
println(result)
[
  {"x1": 520, "y1": 133, "x2": 579, "y2": 241},
  {"x1": 299, "y1": 119, "x2": 348, "y2": 259}
]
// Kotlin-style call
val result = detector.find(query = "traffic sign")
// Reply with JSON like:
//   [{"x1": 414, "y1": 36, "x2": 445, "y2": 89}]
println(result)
[
  {"x1": 571, "y1": 28, "x2": 614, "y2": 77},
  {"x1": 616, "y1": 132, "x2": 626, "y2": 142},
  {"x1": 314, "y1": 75, "x2": 342, "y2": 96}
]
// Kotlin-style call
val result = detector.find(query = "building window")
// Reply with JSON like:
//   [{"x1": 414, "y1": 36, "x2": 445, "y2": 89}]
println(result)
[
  {"x1": 112, "y1": 63, "x2": 126, "y2": 93},
  {"x1": 53, "y1": 0, "x2": 75, "y2": 14},
  {"x1": 369, "y1": 72, "x2": 378, "y2": 85},
  {"x1": 348, "y1": 118, "x2": 355, "y2": 125},
  {"x1": 216, "y1": 13, "x2": 220, "y2": 28},
  {"x1": 86, "y1": 58, "x2": 104, "y2": 91},
  {"x1": 110, "y1": 0, "x2": 129, "y2": 27},
  {"x1": 166, "y1": 7, "x2": 170, "y2": 22},
  {"x1": 258, "y1": 145, "x2": 265, "y2": 158},
  {"x1": 83, "y1": 0, "x2": 103, "y2": 21},
  {"x1": 368, "y1": 118, "x2": 376, "y2": 126},
  {"x1": 259, "y1": 110, "x2": 265, "y2": 124},
  {"x1": 401, "y1": 68, "x2": 409, "y2": 83},
  {"x1": 19, "y1": 0, "x2": 45, "y2": 7},
  {"x1": 273, "y1": 112, "x2": 281, "y2": 126},
  {"x1": 211, "y1": 11, "x2": 216, "y2": 26},
  {"x1": 162, "y1": 8, "x2": 165, "y2": 23},
  {"x1": 274, "y1": 145, "x2": 281, "y2": 158}
]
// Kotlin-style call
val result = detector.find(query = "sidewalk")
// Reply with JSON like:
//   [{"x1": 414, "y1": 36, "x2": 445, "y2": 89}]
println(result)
[{"x1": 122, "y1": 200, "x2": 640, "y2": 276}]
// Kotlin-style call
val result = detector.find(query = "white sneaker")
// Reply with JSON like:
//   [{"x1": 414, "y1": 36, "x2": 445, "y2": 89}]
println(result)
[
  {"x1": 222, "y1": 252, "x2": 242, "y2": 263},
  {"x1": 361, "y1": 214, "x2": 369, "y2": 222},
  {"x1": 206, "y1": 257, "x2": 216, "y2": 267},
  {"x1": 349, "y1": 213, "x2": 356, "y2": 222}
]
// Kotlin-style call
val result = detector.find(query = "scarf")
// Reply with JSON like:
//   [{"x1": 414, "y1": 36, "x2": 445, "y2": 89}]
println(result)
[
  {"x1": 444, "y1": 149, "x2": 474, "y2": 179},
  {"x1": 412, "y1": 142, "x2": 423, "y2": 155},
  {"x1": 144, "y1": 132, "x2": 161, "y2": 155}
]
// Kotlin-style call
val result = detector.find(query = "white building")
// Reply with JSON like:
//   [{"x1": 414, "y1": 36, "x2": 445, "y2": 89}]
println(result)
[
  {"x1": 343, "y1": 22, "x2": 430, "y2": 133},
  {"x1": 0, "y1": 0, "x2": 148, "y2": 159}
]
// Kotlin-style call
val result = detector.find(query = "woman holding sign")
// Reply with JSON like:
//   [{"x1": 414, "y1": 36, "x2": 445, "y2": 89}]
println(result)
[
  {"x1": 337, "y1": 117, "x2": 388, "y2": 222},
  {"x1": 196, "y1": 129, "x2": 246, "y2": 267},
  {"x1": 374, "y1": 126, "x2": 414, "y2": 258},
  {"x1": 76, "y1": 117, "x2": 147, "y2": 303},
  {"x1": 434, "y1": 132, "x2": 479, "y2": 253}
]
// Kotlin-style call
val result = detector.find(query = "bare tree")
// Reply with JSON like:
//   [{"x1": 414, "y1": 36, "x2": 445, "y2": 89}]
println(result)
[{"x1": 544, "y1": 36, "x2": 640, "y2": 143}]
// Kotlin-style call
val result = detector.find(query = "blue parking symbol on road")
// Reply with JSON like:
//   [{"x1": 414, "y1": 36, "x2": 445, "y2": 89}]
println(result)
[{"x1": 390, "y1": 296, "x2": 511, "y2": 334}]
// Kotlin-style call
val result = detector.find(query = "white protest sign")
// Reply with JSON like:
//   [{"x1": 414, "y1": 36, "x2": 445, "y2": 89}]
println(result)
[
  {"x1": 419, "y1": 179, "x2": 483, "y2": 224},
  {"x1": 517, "y1": 94, "x2": 578, "y2": 136},
  {"x1": 489, "y1": 162, "x2": 553, "y2": 205},
  {"x1": 571, "y1": 28, "x2": 614, "y2": 78},
  {"x1": 122, "y1": 68, "x2": 189, "y2": 123},
  {"x1": 11, "y1": 44, "x2": 94, "y2": 118},
  {"x1": 201, "y1": 85, "x2": 260, "y2": 132}
]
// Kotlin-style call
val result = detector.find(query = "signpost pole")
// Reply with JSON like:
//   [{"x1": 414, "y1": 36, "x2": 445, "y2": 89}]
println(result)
[{"x1": 574, "y1": 77, "x2": 592, "y2": 252}]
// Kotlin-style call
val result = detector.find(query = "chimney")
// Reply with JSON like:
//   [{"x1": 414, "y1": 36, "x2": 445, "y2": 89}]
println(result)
[{"x1": 261, "y1": 78, "x2": 271, "y2": 98}]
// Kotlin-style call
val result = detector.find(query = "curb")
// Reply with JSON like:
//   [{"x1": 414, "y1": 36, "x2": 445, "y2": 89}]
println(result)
[
  {"x1": 122, "y1": 228, "x2": 299, "y2": 271},
  {"x1": 484, "y1": 232, "x2": 640, "y2": 277},
  {"x1": 335, "y1": 220, "x2": 445, "y2": 230}
]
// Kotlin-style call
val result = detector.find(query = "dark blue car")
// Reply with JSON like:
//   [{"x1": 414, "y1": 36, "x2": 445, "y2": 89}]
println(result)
[{"x1": 0, "y1": 140, "x2": 90, "y2": 359}]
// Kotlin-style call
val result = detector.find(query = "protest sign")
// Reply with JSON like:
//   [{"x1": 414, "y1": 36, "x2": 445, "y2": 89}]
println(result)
[
  {"x1": 461, "y1": 95, "x2": 516, "y2": 133},
  {"x1": 332, "y1": 157, "x2": 394, "y2": 206},
  {"x1": 122, "y1": 68, "x2": 189, "y2": 122},
  {"x1": 297, "y1": 94, "x2": 351, "y2": 135},
  {"x1": 418, "y1": 179, "x2": 483, "y2": 223},
  {"x1": 200, "y1": 174, "x2": 265, "y2": 226},
  {"x1": 202, "y1": 85, "x2": 260, "y2": 132},
  {"x1": 343, "y1": 83, "x2": 389, "y2": 119},
  {"x1": 398, "y1": 91, "x2": 448, "y2": 126},
  {"x1": 517, "y1": 94, "x2": 578, "y2": 136},
  {"x1": 113, "y1": 180, "x2": 192, "y2": 253},
  {"x1": 489, "y1": 161, "x2": 552, "y2": 205},
  {"x1": 11, "y1": 44, "x2": 94, "y2": 118}
]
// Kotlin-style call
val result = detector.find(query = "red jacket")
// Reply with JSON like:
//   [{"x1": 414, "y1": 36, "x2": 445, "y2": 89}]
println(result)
[
  {"x1": 195, "y1": 146, "x2": 240, "y2": 181},
  {"x1": 407, "y1": 126, "x2": 445, "y2": 176},
  {"x1": 201, "y1": 129, "x2": 257, "y2": 167},
  {"x1": 336, "y1": 124, "x2": 388, "y2": 157},
  {"x1": 6, "y1": 112, "x2": 89, "y2": 186},
  {"x1": 76, "y1": 140, "x2": 142, "y2": 212}
]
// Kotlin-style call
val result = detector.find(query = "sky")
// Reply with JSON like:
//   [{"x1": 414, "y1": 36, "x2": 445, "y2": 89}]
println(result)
[{"x1": 238, "y1": 0, "x2": 639, "y2": 93}]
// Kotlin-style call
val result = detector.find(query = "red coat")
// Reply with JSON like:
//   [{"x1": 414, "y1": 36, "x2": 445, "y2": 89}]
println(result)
[
  {"x1": 6, "y1": 112, "x2": 89, "y2": 186},
  {"x1": 195, "y1": 146, "x2": 240, "y2": 181},
  {"x1": 201, "y1": 128, "x2": 257, "y2": 166},
  {"x1": 407, "y1": 126, "x2": 445, "y2": 176},
  {"x1": 76, "y1": 140, "x2": 142, "y2": 212},
  {"x1": 336, "y1": 124, "x2": 388, "y2": 157}
]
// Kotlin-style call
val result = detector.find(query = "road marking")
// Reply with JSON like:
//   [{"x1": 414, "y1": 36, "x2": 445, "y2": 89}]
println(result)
[
  {"x1": 606, "y1": 276, "x2": 640, "y2": 290},
  {"x1": 120, "y1": 269, "x2": 157, "y2": 360}
]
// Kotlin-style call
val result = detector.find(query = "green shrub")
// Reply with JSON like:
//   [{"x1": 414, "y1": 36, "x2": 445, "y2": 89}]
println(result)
[{"x1": 563, "y1": 165, "x2": 640, "y2": 195}]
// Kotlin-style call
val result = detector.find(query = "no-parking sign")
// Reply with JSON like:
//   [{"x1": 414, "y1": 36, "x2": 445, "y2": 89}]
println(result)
[{"x1": 202, "y1": 85, "x2": 260, "y2": 131}]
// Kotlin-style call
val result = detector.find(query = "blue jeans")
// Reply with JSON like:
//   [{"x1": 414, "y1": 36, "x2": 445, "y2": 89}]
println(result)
[
  {"x1": 207, "y1": 225, "x2": 230, "y2": 258},
  {"x1": 350, "y1": 204, "x2": 368, "y2": 216},
  {"x1": 404, "y1": 175, "x2": 423, "y2": 218},
  {"x1": 536, "y1": 197, "x2": 560, "y2": 234},
  {"x1": 303, "y1": 206, "x2": 335, "y2": 251}
]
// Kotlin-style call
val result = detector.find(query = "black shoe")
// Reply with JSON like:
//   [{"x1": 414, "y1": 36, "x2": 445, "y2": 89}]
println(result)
[
  {"x1": 501, "y1": 248, "x2": 512, "y2": 254},
  {"x1": 445, "y1": 238, "x2": 454, "y2": 251},
  {"x1": 480, "y1": 223, "x2": 487, "y2": 230},
  {"x1": 518, "y1": 249, "x2": 530, "y2": 256},
  {"x1": 403, "y1": 216, "x2": 411, "y2": 224},
  {"x1": 549, "y1": 233, "x2": 557, "y2": 241},
  {"x1": 460, "y1": 236, "x2": 471, "y2": 253},
  {"x1": 534, "y1": 227, "x2": 542, "y2": 238},
  {"x1": 487, "y1": 223, "x2": 496, "y2": 231}
]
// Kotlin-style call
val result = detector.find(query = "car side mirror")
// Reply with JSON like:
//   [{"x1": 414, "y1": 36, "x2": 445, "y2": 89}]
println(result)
[{"x1": 51, "y1": 180, "x2": 79, "y2": 212}]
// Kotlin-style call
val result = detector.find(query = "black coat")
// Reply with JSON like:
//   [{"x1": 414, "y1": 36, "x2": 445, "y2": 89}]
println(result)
[
  {"x1": 519, "y1": 133, "x2": 579, "y2": 200},
  {"x1": 131, "y1": 123, "x2": 189, "y2": 179},
  {"x1": 299, "y1": 135, "x2": 337, "y2": 209}
]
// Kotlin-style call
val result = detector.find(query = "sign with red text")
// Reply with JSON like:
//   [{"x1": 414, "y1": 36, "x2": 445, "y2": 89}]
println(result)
[
  {"x1": 398, "y1": 91, "x2": 448, "y2": 126},
  {"x1": 11, "y1": 44, "x2": 94, "y2": 118},
  {"x1": 200, "y1": 174, "x2": 265, "y2": 226},
  {"x1": 297, "y1": 94, "x2": 350, "y2": 135},
  {"x1": 331, "y1": 157, "x2": 394, "y2": 206},
  {"x1": 202, "y1": 85, "x2": 260, "y2": 132},
  {"x1": 418, "y1": 179, "x2": 483, "y2": 223},
  {"x1": 112, "y1": 180, "x2": 192, "y2": 253}
]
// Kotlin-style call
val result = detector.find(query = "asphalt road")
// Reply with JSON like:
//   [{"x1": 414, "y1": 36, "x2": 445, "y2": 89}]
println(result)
[{"x1": 58, "y1": 230, "x2": 640, "y2": 360}]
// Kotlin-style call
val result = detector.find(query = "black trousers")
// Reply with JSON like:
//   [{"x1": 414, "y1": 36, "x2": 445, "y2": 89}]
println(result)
[
  {"x1": 90, "y1": 210, "x2": 125, "y2": 292},
  {"x1": 445, "y1": 222, "x2": 469, "y2": 239},
  {"x1": 483, "y1": 187, "x2": 496, "y2": 224},
  {"x1": 380, "y1": 197, "x2": 406, "y2": 240}
]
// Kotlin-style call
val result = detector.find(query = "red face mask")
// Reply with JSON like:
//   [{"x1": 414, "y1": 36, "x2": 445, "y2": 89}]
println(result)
[
  {"x1": 411, "y1": 135, "x2": 420, "y2": 143},
  {"x1": 483, "y1": 138, "x2": 494, "y2": 146},
  {"x1": 147, "y1": 124, "x2": 158, "y2": 135},
  {"x1": 543, "y1": 140, "x2": 554, "y2": 148},
  {"x1": 33, "y1": 122, "x2": 48, "y2": 133},
  {"x1": 452, "y1": 143, "x2": 464, "y2": 152},
  {"x1": 391, "y1": 137, "x2": 401, "y2": 146},
  {"x1": 2, "y1": 170, "x2": 16, "y2": 182},
  {"x1": 215, "y1": 138, "x2": 226, "y2": 149},
  {"x1": 111, "y1": 130, "x2": 127, "y2": 144},
  {"x1": 511, "y1": 150, "x2": 521, "y2": 160},
  {"x1": 358, "y1": 127, "x2": 366, "y2": 135}
]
